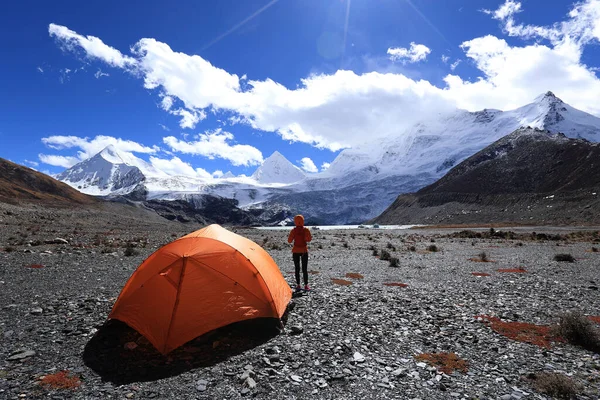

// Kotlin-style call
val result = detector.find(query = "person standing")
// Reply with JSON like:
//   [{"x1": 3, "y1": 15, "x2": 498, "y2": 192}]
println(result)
[{"x1": 287, "y1": 214, "x2": 312, "y2": 291}]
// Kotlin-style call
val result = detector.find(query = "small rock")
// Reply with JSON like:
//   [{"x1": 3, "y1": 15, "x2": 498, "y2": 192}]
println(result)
[
  {"x1": 353, "y1": 352, "x2": 365, "y2": 362},
  {"x1": 290, "y1": 375, "x2": 302, "y2": 382},
  {"x1": 245, "y1": 377, "x2": 257, "y2": 389},
  {"x1": 500, "y1": 395, "x2": 512, "y2": 400},
  {"x1": 7, "y1": 350, "x2": 35, "y2": 361},
  {"x1": 416, "y1": 362, "x2": 427, "y2": 368},
  {"x1": 125, "y1": 393, "x2": 134, "y2": 399},
  {"x1": 290, "y1": 325, "x2": 303, "y2": 335},
  {"x1": 124, "y1": 342, "x2": 138, "y2": 350},
  {"x1": 196, "y1": 379, "x2": 208, "y2": 392},
  {"x1": 30, "y1": 307, "x2": 43, "y2": 315}
]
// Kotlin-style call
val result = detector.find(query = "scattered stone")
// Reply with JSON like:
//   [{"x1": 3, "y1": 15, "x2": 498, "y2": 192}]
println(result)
[
  {"x1": 124, "y1": 342, "x2": 138, "y2": 350},
  {"x1": 290, "y1": 325, "x2": 303, "y2": 335},
  {"x1": 353, "y1": 352, "x2": 365, "y2": 362},
  {"x1": 30, "y1": 307, "x2": 43, "y2": 315},
  {"x1": 196, "y1": 379, "x2": 208, "y2": 392},
  {"x1": 7, "y1": 350, "x2": 35, "y2": 361}
]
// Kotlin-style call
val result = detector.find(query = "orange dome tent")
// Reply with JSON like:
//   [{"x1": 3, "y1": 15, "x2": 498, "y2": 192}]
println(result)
[{"x1": 109, "y1": 224, "x2": 292, "y2": 354}]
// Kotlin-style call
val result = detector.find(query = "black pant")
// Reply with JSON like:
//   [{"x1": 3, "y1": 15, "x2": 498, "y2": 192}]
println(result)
[{"x1": 293, "y1": 252, "x2": 309, "y2": 285}]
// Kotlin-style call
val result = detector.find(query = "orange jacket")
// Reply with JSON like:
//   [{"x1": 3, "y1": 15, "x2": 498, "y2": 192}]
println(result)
[{"x1": 287, "y1": 215, "x2": 312, "y2": 253}]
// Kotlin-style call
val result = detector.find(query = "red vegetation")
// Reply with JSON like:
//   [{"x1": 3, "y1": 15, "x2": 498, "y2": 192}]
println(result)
[
  {"x1": 414, "y1": 352, "x2": 468, "y2": 374},
  {"x1": 471, "y1": 272, "x2": 491, "y2": 277},
  {"x1": 476, "y1": 315, "x2": 561, "y2": 348},
  {"x1": 27, "y1": 264, "x2": 44, "y2": 269},
  {"x1": 331, "y1": 278, "x2": 353, "y2": 286},
  {"x1": 345, "y1": 272, "x2": 364, "y2": 279},
  {"x1": 497, "y1": 267, "x2": 527, "y2": 273},
  {"x1": 383, "y1": 282, "x2": 408, "y2": 287},
  {"x1": 588, "y1": 316, "x2": 600, "y2": 324},
  {"x1": 39, "y1": 370, "x2": 81, "y2": 390},
  {"x1": 308, "y1": 270, "x2": 320, "y2": 275}
]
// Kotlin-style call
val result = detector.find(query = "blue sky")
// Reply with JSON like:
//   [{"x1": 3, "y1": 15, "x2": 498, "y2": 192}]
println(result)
[{"x1": 1, "y1": 0, "x2": 599, "y2": 178}]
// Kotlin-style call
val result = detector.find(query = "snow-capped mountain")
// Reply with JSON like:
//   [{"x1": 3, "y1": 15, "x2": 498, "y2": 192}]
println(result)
[
  {"x1": 56, "y1": 145, "x2": 147, "y2": 196},
  {"x1": 251, "y1": 151, "x2": 306, "y2": 184},
  {"x1": 55, "y1": 92, "x2": 600, "y2": 224}
]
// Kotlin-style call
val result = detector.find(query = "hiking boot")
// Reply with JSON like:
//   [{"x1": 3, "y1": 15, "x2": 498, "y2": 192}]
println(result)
[
  {"x1": 295, "y1": 284, "x2": 302, "y2": 291},
  {"x1": 304, "y1": 285, "x2": 311, "y2": 291}
]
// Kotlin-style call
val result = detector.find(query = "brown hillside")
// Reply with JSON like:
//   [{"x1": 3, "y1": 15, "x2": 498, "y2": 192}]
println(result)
[{"x1": 0, "y1": 158, "x2": 97, "y2": 206}]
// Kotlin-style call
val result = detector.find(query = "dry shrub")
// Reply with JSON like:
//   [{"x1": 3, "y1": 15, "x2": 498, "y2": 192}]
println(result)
[
  {"x1": 383, "y1": 282, "x2": 408, "y2": 287},
  {"x1": 331, "y1": 278, "x2": 353, "y2": 286},
  {"x1": 477, "y1": 315, "x2": 560, "y2": 348},
  {"x1": 470, "y1": 252, "x2": 494, "y2": 262},
  {"x1": 388, "y1": 257, "x2": 400, "y2": 267},
  {"x1": 427, "y1": 244, "x2": 438, "y2": 252},
  {"x1": 414, "y1": 352, "x2": 468, "y2": 374},
  {"x1": 589, "y1": 316, "x2": 600, "y2": 324},
  {"x1": 527, "y1": 372, "x2": 580, "y2": 399},
  {"x1": 497, "y1": 267, "x2": 527, "y2": 273},
  {"x1": 345, "y1": 272, "x2": 364, "y2": 279},
  {"x1": 554, "y1": 253, "x2": 575, "y2": 262},
  {"x1": 471, "y1": 272, "x2": 491, "y2": 277},
  {"x1": 27, "y1": 264, "x2": 44, "y2": 269},
  {"x1": 308, "y1": 270, "x2": 320, "y2": 275},
  {"x1": 380, "y1": 249, "x2": 391, "y2": 261},
  {"x1": 553, "y1": 312, "x2": 600, "y2": 353},
  {"x1": 39, "y1": 370, "x2": 81, "y2": 390}
]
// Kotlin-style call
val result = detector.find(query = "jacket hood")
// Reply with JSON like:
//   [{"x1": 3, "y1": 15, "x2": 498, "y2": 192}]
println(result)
[{"x1": 294, "y1": 214, "x2": 304, "y2": 227}]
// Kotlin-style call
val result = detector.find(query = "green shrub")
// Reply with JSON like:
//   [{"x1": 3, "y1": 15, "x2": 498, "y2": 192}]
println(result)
[{"x1": 388, "y1": 257, "x2": 400, "y2": 268}]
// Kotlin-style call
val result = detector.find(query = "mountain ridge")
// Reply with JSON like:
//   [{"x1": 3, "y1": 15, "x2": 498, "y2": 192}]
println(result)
[
  {"x1": 52, "y1": 92, "x2": 600, "y2": 224},
  {"x1": 372, "y1": 127, "x2": 600, "y2": 226}
]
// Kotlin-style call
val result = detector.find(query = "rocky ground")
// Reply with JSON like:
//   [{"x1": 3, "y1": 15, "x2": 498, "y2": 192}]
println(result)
[{"x1": 1, "y1": 202, "x2": 600, "y2": 399}]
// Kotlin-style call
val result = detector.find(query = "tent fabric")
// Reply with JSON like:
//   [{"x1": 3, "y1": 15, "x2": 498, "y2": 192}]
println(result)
[{"x1": 109, "y1": 224, "x2": 292, "y2": 354}]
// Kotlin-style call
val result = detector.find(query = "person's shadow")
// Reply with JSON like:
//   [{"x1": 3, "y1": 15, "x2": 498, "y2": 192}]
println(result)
[{"x1": 83, "y1": 317, "x2": 284, "y2": 385}]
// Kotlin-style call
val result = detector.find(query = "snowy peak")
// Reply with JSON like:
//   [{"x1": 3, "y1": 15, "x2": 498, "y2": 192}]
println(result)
[
  {"x1": 512, "y1": 91, "x2": 600, "y2": 141},
  {"x1": 98, "y1": 144, "x2": 127, "y2": 164},
  {"x1": 251, "y1": 151, "x2": 306, "y2": 184},
  {"x1": 56, "y1": 146, "x2": 147, "y2": 196}
]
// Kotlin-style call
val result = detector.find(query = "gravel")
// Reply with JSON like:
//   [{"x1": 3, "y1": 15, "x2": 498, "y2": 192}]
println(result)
[{"x1": 1, "y1": 202, "x2": 600, "y2": 399}]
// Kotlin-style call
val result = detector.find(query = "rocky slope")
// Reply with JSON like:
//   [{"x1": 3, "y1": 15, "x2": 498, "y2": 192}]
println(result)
[
  {"x1": 0, "y1": 158, "x2": 97, "y2": 205},
  {"x1": 373, "y1": 127, "x2": 600, "y2": 225},
  {"x1": 1, "y1": 204, "x2": 600, "y2": 399}
]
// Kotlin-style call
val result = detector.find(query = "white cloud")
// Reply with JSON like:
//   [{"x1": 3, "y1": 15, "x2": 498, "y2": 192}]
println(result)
[
  {"x1": 160, "y1": 96, "x2": 174, "y2": 111},
  {"x1": 441, "y1": 55, "x2": 450, "y2": 63},
  {"x1": 94, "y1": 69, "x2": 109, "y2": 79},
  {"x1": 49, "y1": 3, "x2": 600, "y2": 154},
  {"x1": 482, "y1": 0, "x2": 522, "y2": 20},
  {"x1": 149, "y1": 156, "x2": 212, "y2": 179},
  {"x1": 38, "y1": 154, "x2": 80, "y2": 168},
  {"x1": 39, "y1": 135, "x2": 160, "y2": 167},
  {"x1": 299, "y1": 157, "x2": 318, "y2": 173},
  {"x1": 24, "y1": 160, "x2": 39, "y2": 167},
  {"x1": 158, "y1": 123, "x2": 170, "y2": 131},
  {"x1": 163, "y1": 129, "x2": 263, "y2": 166},
  {"x1": 212, "y1": 170, "x2": 224, "y2": 178},
  {"x1": 49, "y1": 23, "x2": 137, "y2": 69},
  {"x1": 37, "y1": 67, "x2": 44, "y2": 73},
  {"x1": 445, "y1": 0, "x2": 600, "y2": 114},
  {"x1": 321, "y1": 162, "x2": 331, "y2": 171},
  {"x1": 450, "y1": 59, "x2": 461, "y2": 71},
  {"x1": 387, "y1": 43, "x2": 431, "y2": 64},
  {"x1": 169, "y1": 108, "x2": 206, "y2": 129}
]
